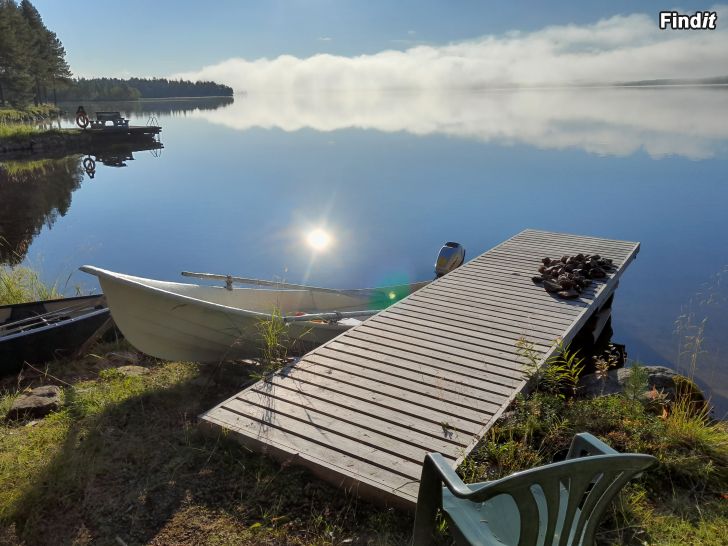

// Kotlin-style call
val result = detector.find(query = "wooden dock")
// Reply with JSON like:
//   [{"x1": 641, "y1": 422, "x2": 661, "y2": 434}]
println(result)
[
  {"x1": 200, "y1": 229, "x2": 640, "y2": 509},
  {"x1": 87, "y1": 125, "x2": 161, "y2": 137}
]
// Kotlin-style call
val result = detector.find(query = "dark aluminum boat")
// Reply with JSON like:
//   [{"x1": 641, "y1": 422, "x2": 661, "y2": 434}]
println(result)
[{"x1": 0, "y1": 294, "x2": 110, "y2": 376}]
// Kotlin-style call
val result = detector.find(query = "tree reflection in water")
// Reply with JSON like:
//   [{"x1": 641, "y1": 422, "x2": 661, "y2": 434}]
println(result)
[
  {"x1": 0, "y1": 139, "x2": 163, "y2": 265},
  {"x1": 0, "y1": 97, "x2": 235, "y2": 265}
]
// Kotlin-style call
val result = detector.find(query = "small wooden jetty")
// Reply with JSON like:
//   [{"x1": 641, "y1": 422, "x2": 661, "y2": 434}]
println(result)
[
  {"x1": 201, "y1": 229, "x2": 640, "y2": 508},
  {"x1": 83, "y1": 110, "x2": 161, "y2": 137},
  {"x1": 86, "y1": 125, "x2": 161, "y2": 137}
]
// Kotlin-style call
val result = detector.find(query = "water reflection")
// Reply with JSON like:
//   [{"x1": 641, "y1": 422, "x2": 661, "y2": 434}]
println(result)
[
  {"x1": 0, "y1": 156, "x2": 83, "y2": 265},
  {"x1": 80, "y1": 139, "x2": 163, "y2": 178},
  {"x1": 0, "y1": 140, "x2": 163, "y2": 264},
  {"x1": 194, "y1": 88, "x2": 728, "y2": 159},
  {"x1": 4, "y1": 94, "x2": 727, "y2": 413},
  {"x1": 58, "y1": 96, "x2": 234, "y2": 121}
]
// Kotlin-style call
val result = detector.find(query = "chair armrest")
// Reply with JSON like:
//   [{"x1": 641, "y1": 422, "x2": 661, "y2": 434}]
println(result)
[
  {"x1": 567, "y1": 432, "x2": 618, "y2": 459},
  {"x1": 424, "y1": 453, "x2": 473, "y2": 497},
  {"x1": 412, "y1": 453, "x2": 473, "y2": 545}
]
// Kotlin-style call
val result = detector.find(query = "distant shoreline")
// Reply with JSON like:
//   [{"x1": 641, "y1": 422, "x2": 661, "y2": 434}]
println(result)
[{"x1": 57, "y1": 95, "x2": 236, "y2": 103}]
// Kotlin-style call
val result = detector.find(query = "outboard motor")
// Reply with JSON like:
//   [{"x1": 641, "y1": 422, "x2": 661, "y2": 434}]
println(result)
[{"x1": 435, "y1": 242, "x2": 465, "y2": 278}]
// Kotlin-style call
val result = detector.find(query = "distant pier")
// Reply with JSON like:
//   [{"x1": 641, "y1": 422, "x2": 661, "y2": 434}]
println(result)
[{"x1": 85, "y1": 126, "x2": 161, "y2": 137}]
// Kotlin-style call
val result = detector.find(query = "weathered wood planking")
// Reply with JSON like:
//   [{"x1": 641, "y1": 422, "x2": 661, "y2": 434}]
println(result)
[{"x1": 200, "y1": 229, "x2": 640, "y2": 509}]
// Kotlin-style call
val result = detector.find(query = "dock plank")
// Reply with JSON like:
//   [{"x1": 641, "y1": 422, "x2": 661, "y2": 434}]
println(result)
[
  {"x1": 247, "y1": 382, "x2": 468, "y2": 455},
  {"x1": 407, "y1": 293, "x2": 577, "y2": 329},
  {"x1": 343, "y1": 329, "x2": 528, "y2": 380},
  {"x1": 371, "y1": 312, "x2": 553, "y2": 351},
  {"x1": 312, "y1": 347, "x2": 510, "y2": 402},
  {"x1": 387, "y1": 305, "x2": 559, "y2": 342},
  {"x1": 203, "y1": 410, "x2": 422, "y2": 502},
  {"x1": 416, "y1": 283, "x2": 586, "y2": 319},
  {"x1": 331, "y1": 337, "x2": 521, "y2": 392},
  {"x1": 289, "y1": 363, "x2": 496, "y2": 424},
  {"x1": 201, "y1": 229, "x2": 640, "y2": 508},
  {"x1": 282, "y1": 367, "x2": 488, "y2": 433},
  {"x1": 223, "y1": 397, "x2": 445, "y2": 468},
  {"x1": 255, "y1": 375, "x2": 471, "y2": 446}
]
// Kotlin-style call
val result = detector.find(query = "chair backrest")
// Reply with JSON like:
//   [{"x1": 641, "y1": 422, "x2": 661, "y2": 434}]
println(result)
[{"x1": 466, "y1": 453, "x2": 655, "y2": 546}]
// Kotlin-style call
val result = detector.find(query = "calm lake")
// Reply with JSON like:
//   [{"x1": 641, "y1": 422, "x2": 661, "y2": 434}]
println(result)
[{"x1": 2, "y1": 88, "x2": 727, "y2": 412}]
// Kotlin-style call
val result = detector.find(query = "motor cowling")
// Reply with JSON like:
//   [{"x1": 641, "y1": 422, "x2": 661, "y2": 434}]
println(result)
[{"x1": 435, "y1": 242, "x2": 465, "y2": 277}]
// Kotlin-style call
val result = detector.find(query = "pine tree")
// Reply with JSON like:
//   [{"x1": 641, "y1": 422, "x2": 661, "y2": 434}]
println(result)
[
  {"x1": 0, "y1": 0, "x2": 35, "y2": 106},
  {"x1": 0, "y1": 0, "x2": 73, "y2": 106},
  {"x1": 20, "y1": 0, "x2": 51, "y2": 104},
  {"x1": 46, "y1": 31, "x2": 71, "y2": 103}
]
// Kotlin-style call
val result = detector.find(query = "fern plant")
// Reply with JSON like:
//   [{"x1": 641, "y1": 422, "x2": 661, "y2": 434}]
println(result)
[{"x1": 516, "y1": 337, "x2": 584, "y2": 397}]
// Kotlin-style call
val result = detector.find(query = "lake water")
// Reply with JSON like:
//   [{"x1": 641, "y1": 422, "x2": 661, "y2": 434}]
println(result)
[{"x1": 1, "y1": 89, "x2": 727, "y2": 413}]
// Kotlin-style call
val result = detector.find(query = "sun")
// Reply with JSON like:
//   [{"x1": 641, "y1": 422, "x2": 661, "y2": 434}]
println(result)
[{"x1": 306, "y1": 228, "x2": 332, "y2": 251}]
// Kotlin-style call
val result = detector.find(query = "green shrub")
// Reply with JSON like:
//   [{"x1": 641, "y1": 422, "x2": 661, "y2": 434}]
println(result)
[
  {"x1": 462, "y1": 386, "x2": 728, "y2": 544},
  {"x1": 516, "y1": 338, "x2": 584, "y2": 397},
  {"x1": 624, "y1": 361, "x2": 650, "y2": 400}
]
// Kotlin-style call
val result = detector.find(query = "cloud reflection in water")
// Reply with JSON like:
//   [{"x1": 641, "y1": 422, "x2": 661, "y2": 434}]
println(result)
[{"x1": 193, "y1": 88, "x2": 728, "y2": 160}]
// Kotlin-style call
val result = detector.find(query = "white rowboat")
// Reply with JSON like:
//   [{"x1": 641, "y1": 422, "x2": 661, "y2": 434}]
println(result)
[{"x1": 80, "y1": 265, "x2": 429, "y2": 363}]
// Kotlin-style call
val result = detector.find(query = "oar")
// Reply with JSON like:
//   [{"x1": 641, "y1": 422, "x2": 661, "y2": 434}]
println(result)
[
  {"x1": 0, "y1": 303, "x2": 98, "y2": 333},
  {"x1": 282, "y1": 309, "x2": 380, "y2": 323},
  {"x1": 182, "y1": 271, "x2": 364, "y2": 294},
  {"x1": 181, "y1": 271, "x2": 429, "y2": 296},
  {"x1": 0, "y1": 307, "x2": 109, "y2": 338}
]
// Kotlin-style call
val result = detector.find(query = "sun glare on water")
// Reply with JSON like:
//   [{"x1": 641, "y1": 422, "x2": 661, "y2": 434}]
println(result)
[{"x1": 306, "y1": 228, "x2": 332, "y2": 251}]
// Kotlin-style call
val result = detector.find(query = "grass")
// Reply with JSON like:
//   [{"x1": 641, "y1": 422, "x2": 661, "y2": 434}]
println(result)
[
  {"x1": 255, "y1": 307, "x2": 290, "y2": 377},
  {"x1": 0, "y1": 124, "x2": 66, "y2": 141},
  {"x1": 0, "y1": 103, "x2": 64, "y2": 141},
  {"x1": 460, "y1": 388, "x2": 728, "y2": 545},
  {"x1": 0, "y1": 264, "x2": 64, "y2": 305},
  {"x1": 1, "y1": 340, "x2": 725, "y2": 546},
  {"x1": 0, "y1": 124, "x2": 40, "y2": 140},
  {"x1": 662, "y1": 394, "x2": 728, "y2": 486},
  {"x1": 0, "y1": 104, "x2": 61, "y2": 124},
  {"x1": 0, "y1": 279, "x2": 726, "y2": 543},
  {"x1": 0, "y1": 344, "x2": 411, "y2": 545}
]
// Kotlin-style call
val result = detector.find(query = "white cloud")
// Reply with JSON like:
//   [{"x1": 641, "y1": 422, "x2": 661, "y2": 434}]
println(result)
[
  {"x1": 317, "y1": 37, "x2": 332, "y2": 42},
  {"x1": 174, "y1": 7, "x2": 728, "y2": 159},
  {"x1": 174, "y1": 6, "x2": 728, "y2": 91}
]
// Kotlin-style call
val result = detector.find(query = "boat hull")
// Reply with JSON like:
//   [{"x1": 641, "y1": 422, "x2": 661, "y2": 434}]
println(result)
[
  {"x1": 83, "y1": 267, "x2": 406, "y2": 363},
  {"x1": 0, "y1": 295, "x2": 109, "y2": 376}
]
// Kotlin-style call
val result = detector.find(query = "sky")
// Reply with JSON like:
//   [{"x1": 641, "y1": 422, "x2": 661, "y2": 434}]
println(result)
[{"x1": 33, "y1": 1, "x2": 727, "y2": 84}]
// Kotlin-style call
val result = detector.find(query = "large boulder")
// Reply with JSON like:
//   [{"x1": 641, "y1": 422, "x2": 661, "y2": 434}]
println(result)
[
  {"x1": 6, "y1": 385, "x2": 62, "y2": 420},
  {"x1": 578, "y1": 365, "x2": 704, "y2": 403}
]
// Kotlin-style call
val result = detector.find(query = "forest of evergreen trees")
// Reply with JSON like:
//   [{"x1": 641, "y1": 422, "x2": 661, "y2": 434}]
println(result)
[
  {"x1": 0, "y1": 0, "x2": 71, "y2": 107},
  {"x1": 0, "y1": 1, "x2": 233, "y2": 107},
  {"x1": 55, "y1": 77, "x2": 234, "y2": 101}
]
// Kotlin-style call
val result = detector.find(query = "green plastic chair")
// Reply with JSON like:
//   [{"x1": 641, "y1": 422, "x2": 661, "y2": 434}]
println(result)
[{"x1": 412, "y1": 433, "x2": 656, "y2": 546}]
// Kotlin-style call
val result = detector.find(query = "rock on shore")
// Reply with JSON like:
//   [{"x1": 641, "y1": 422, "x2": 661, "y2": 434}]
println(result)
[
  {"x1": 6, "y1": 385, "x2": 62, "y2": 420},
  {"x1": 578, "y1": 365, "x2": 705, "y2": 404}
]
